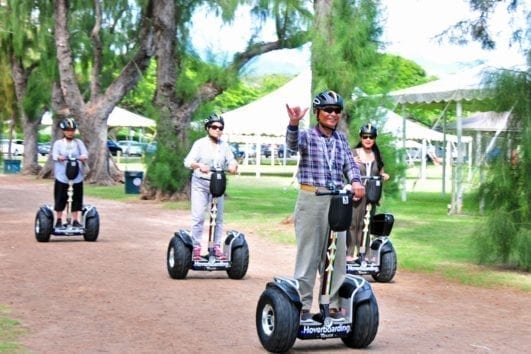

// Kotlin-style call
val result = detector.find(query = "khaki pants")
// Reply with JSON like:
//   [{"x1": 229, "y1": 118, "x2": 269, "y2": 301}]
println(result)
[{"x1": 293, "y1": 190, "x2": 346, "y2": 311}]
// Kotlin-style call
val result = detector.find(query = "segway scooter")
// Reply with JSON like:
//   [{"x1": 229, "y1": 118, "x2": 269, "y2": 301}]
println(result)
[
  {"x1": 34, "y1": 156, "x2": 100, "y2": 242},
  {"x1": 347, "y1": 175, "x2": 397, "y2": 282},
  {"x1": 166, "y1": 168, "x2": 249, "y2": 279},
  {"x1": 256, "y1": 185, "x2": 379, "y2": 353}
]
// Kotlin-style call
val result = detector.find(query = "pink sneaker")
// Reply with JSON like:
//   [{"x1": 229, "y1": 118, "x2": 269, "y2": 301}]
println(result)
[
  {"x1": 193, "y1": 246, "x2": 202, "y2": 261},
  {"x1": 213, "y1": 245, "x2": 227, "y2": 260}
]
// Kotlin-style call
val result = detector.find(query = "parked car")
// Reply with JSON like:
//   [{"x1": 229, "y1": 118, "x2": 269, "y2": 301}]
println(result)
[
  {"x1": 277, "y1": 144, "x2": 295, "y2": 158},
  {"x1": 261, "y1": 144, "x2": 272, "y2": 158},
  {"x1": 107, "y1": 140, "x2": 123, "y2": 156},
  {"x1": 117, "y1": 140, "x2": 144, "y2": 157},
  {"x1": 229, "y1": 143, "x2": 244, "y2": 159},
  {"x1": 145, "y1": 142, "x2": 157, "y2": 154},
  {"x1": 1, "y1": 139, "x2": 24, "y2": 156},
  {"x1": 37, "y1": 142, "x2": 51, "y2": 156},
  {"x1": 240, "y1": 144, "x2": 256, "y2": 158}
]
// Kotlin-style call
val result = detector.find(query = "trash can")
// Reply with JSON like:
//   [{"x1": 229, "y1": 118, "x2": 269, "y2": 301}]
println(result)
[
  {"x1": 124, "y1": 171, "x2": 144, "y2": 194},
  {"x1": 3, "y1": 159, "x2": 21, "y2": 174}
]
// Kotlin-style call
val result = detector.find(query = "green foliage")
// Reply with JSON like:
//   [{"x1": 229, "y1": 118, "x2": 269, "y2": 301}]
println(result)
[
  {"x1": 0, "y1": 305, "x2": 26, "y2": 352},
  {"x1": 23, "y1": 67, "x2": 53, "y2": 120},
  {"x1": 473, "y1": 67, "x2": 530, "y2": 271},
  {"x1": 362, "y1": 54, "x2": 432, "y2": 94},
  {"x1": 121, "y1": 61, "x2": 157, "y2": 115},
  {"x1": 145, "y1": 141, "x2": 190, "y2": 195},
  {"x1": 0, "y1": 58, "x2": 15, "y2": 123},
  {"x1": 312, "y1": 0, "x2": 382, "y2": 96},
  {"x1": 175, "y1": 56, "x2": 234, "y2": 101},
  {"x1": 67, "y1": 0, "x2": 145, "y2": 92},
  {"x1": 376, "y1": 133, "x2": 406, "y2": 197},
  {"x1": 213, "y1": 74, "x2": 291, "y2": 112},
  {"x1": 0, "y1": 0, "x2": 56, "y2": 124}
]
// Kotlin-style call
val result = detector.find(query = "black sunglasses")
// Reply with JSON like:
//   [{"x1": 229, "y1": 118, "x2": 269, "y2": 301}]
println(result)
[
  {"x1": 322, "y1": 107, "x2": 342, "y2": 114},
  {"x1": 361, "y1": 135, "x2": 375, "y2": 140},
  {"x1": 209, "y1": 125, "x2": 224, "y2": 131}
]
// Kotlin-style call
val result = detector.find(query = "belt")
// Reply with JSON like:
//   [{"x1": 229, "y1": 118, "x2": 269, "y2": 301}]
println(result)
[{"x1": 300, "y1": 184, "x2": 317, "y2": 192}]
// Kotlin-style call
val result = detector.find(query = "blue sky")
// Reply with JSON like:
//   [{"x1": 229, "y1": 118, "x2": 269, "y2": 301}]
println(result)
[{"x1": 191, "y1": 0, "x2": 527, "y2": 78}]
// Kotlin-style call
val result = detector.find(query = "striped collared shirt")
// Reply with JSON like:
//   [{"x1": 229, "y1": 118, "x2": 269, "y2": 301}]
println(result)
[{"x1": 286, "y1": 124, "x2": 361, "y2": 188}]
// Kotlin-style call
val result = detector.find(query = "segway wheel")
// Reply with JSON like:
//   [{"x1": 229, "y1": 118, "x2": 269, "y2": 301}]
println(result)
[
  {"x1": 167, "y1": 236, "x2": 191, "y2": 279},
  {"x1": 256, "y1": 287, "x2": 299, "y2": 353},
  {"x1": 35, "y1": 210, "x2": 53, "y2": 242},
  {"x1": 227, "y1": 241, "x2": 249, "y2": 279},
  {"x1": 342, "y1": 293, "x2": 379, "y2": 348},
  {"x1": 372, "y1": 247, "x2": 397, "y2": 283},
  {"x1": 83, "y1": 209, "x2": 100, "y2": 242}
]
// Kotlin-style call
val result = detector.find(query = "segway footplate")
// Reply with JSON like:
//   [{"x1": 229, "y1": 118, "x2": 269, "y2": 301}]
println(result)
[{"x1": 52, "y1": 225, "x2": 85, "y2": 236}]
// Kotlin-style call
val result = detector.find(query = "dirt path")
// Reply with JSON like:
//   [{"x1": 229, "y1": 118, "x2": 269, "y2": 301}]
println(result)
[{"x1": 0, "y1": 174, "x2": 529, "y2": 354}]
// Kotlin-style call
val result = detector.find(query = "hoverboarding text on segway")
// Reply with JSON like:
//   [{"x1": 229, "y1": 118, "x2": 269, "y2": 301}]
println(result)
[
  {"x1": 34, "y1": 155, "x2": 100, "y2": 242},
  {"x1": 347, "y1": 175, "x2": 397, "y2": 282},
  {"x1": 166, "y1": 167, "x2": 249, "y2": 279},
  {"x1": 256, "y1": 184, "x2": 379, "y2": 353}
]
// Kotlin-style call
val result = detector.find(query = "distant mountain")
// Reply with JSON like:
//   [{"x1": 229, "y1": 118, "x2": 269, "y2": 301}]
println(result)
[{"x1": 243, "y1": 47, "x2": 310, "y2": 76}]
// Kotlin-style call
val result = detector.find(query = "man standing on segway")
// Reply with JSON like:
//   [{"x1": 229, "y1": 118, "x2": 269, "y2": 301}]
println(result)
[
  {"x1": 52, "y1": 118, "x2": 88, "y2": 228},
  {"x1": 285, "y1": 90, "x2": 365, "y2": 323}
]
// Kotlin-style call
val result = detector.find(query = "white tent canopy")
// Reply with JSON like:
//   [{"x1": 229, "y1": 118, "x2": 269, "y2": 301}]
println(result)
[
  {"x1": 385, "y1": 63, "x2": 525, "y2": 212},
  {"x1": 107, "y1": 107, "x2": 155, "y2": 127},
  {"x1": 388, "y1": 64, "x2": 499, "y2": 104},
  {"x1": 41, "y1": 107, "x2": 156, "y2": 128},
  {"x1": 222, "y1": 70, "x2": 311, "y2": 143},
  {"x1": 447, "y1": 111, "x2": 514, "y2": 132},
  {"x1": 220, "y1": 70, "x2": 311, "y2": 176},
  {"x1": 381, "y1": 108, "x2": 472, "y2": 143},
  {"x1": 388, "y1": 63, "x2": 526, "y2": 105}
]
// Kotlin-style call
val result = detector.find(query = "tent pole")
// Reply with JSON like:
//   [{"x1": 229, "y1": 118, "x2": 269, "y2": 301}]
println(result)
[
  {"x1": 255, "y1": 139, "x2": 261, "y2": 178},
  {"x1": 467, "y1": 139, "x2": 473, "y2": 182},
  {"x1": 401, "y1": 105, "x2": 407, "y2": 201},
  {"x1": 454, "y1": 101, "x2": 464, "y2": 214},
  {"x1": 420, "y1": 139, "x2": 427, "y2": 180},
  {"x1": 442, "y1": 112, "x2": 447, "y2": 195}
]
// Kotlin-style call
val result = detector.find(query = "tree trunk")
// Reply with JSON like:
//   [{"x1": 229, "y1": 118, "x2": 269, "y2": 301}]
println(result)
[
  {"x1": 52, "y1": 0, "x2": 155, "y2": 184},
  {"x1": 10, "y1": 56, "x2": 42, "y2": 174},
  {"x1": 143, "y1": 1, "x2": 313, "y2": 199}
]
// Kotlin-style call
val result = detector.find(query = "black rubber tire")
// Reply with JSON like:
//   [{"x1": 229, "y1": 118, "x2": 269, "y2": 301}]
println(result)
[
  {"x1": 166, "y1": 236, "x2": 191, "y2": 279},
  {"x1": 227, "y1": 241, "x2": 249, "y2": 279},
  {"x1": 256, "y1": 287, "x2": 299, "y2": 353},
  {"x1": 342, "y1": 294, "x2": 379, "y2": 348},
  {"x1": 371, "y1": 247, "x2": 397, "y2": 283},
  {"x1": 83, "y1": 210, "x2": 100, "y2": 242},
  {"x1": 35, "y1": 210, "x2": 53, "y2": 243}
]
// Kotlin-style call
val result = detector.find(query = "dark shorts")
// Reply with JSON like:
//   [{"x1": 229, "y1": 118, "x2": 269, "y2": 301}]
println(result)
[{"x1": 54, "y1": 180, "x2": 83, "y2": 212}]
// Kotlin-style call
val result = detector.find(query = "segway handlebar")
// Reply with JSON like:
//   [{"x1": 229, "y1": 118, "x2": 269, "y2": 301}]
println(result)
[
  {"x1": 361, "y1": 175, "x2": 383, "y2": 181},
  {"x1": 198, "y1": 167, "x2": 226, "y2": 181},
  {"x1": 315, "y1": 184, "x2": 352, "y2": 196}
]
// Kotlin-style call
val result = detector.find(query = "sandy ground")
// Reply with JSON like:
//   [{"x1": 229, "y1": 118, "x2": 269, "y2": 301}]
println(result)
[{"x1": 0, "y1": 174, "x2": 529, "y2": 354}]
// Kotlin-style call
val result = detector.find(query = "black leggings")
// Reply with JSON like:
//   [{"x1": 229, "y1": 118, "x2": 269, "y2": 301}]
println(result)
[{"x1": 54, "y1": 180, "x2": 83, "y2": 212}]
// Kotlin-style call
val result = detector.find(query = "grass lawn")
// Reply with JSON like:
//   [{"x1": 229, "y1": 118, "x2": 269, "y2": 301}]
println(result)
[
  {"x1": 0, "y1": 306, "x2": 26, "y2": 353},
  {"x1": 84, "y1": 174, "x2": 530, "y2": 292}
]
